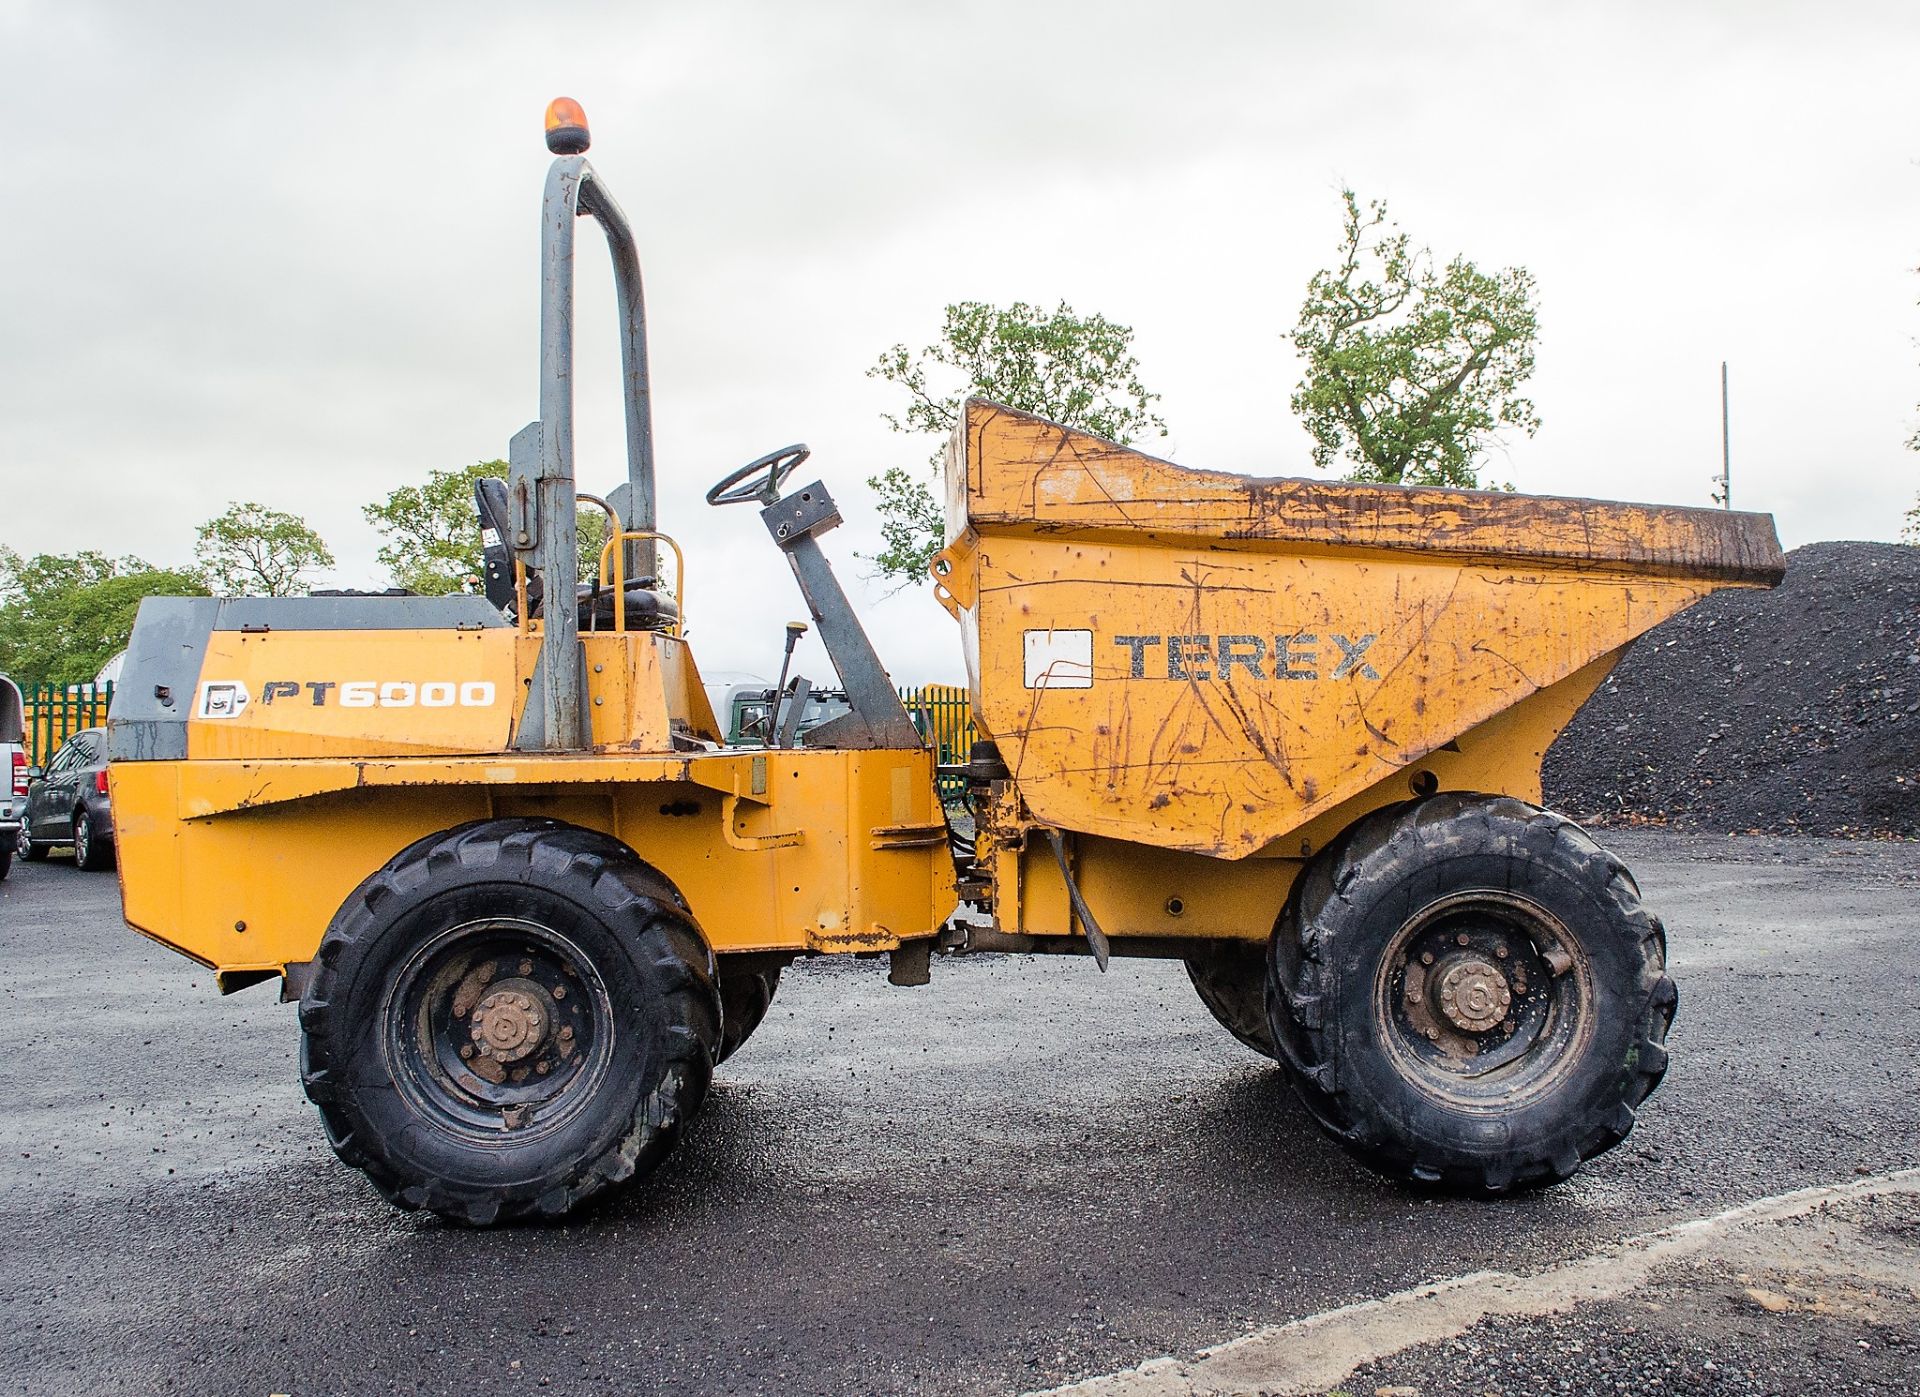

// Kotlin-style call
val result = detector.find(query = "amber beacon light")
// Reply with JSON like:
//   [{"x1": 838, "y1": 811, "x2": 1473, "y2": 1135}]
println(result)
[{"x1": 544, "y1": 97, "x2": 590, "y2": 154}]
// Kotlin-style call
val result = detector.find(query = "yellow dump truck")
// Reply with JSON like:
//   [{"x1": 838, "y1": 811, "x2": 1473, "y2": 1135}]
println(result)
[{"x1": 108, "y1": 101, "x2": 1784, "y2": 1224}]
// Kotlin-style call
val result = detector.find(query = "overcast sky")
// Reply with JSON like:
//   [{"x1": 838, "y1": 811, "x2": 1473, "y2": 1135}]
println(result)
[{"x1": 2, "y1": 0, "x2": 1916, "y2": 685}]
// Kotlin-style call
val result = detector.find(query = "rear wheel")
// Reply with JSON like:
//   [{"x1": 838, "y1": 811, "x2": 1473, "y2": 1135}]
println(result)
[
  {"x1": 714, "y1": 953, "x2": 786, "y2": 1065},
  {"x1": 300, "y1": 818, "x2": 720, "y2": 1225},
  {"x1": 0, "y1": 843, "x2": 11, "y2": 880},
  {"x1": 1183, "y1": 943, "x2": 1278, "y2": 1059},
  {"x1": 73, "y1": 808, "x2": 115, "y2": 872},
  {"x1": 1268, "y1": 793, "x2": 1675, "y2": 1194}
]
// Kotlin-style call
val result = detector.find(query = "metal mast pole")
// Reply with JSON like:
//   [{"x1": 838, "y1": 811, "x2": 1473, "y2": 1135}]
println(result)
[{"x1": 1718, "y1": 361, "x2": 1732, "y2": 510}]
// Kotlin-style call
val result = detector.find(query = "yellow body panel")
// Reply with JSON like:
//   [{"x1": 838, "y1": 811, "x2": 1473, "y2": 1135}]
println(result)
[
  {"x1": 183, "y1": 628, "x2": 719, "y2": 760},
  {"x1": 988, "y1": 650, "x2": 1622, "y2": 945},
  {"x1": 118, "y1": 610, "x2": 949, "y2": 977},
  {"x1": 936, "y1": 403, "x2": 1783, "y2": 861},
  {"x1": 113, "y1": 746, "x2": 954, "y2": 976},
  {"x1": 947, "y1": 401, "x2": 1781, "y2": 579},
  {"x1": 189, "y1": 627, "x2": 517, "y2": 758}
]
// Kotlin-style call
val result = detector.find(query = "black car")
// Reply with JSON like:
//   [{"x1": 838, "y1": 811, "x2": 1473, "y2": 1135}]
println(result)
[{"x1": 17, "y1": 726, "x2": 115, "y2": 871}]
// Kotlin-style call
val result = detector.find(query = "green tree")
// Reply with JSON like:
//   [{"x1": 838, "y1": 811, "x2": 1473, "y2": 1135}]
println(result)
[
  {"x1": 363, "y1": 460, "x2": 615, "y2": 596},
  {"x1": 865, "y1": 300, "x2": 1167, "y2": 583},
  {"x1": 194, "y1": 501, "x2": 333, "y2": 596},
  {"x1": 1291, "y1": 190, "x2": 1541, "y2": 488},
  {"x1": 0, "y1": 549, "x2": 208, "y2": 686},
  {"x1": 364, "y1": 461, "x2": 498, "y2": 596}
]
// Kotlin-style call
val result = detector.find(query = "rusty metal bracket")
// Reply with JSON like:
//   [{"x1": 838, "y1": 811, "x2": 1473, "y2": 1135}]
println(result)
[
  {"x1": 928, "y1": 533, "x2": 978, "y2": 621},
  {"x1": 1043, "y1": 827, "x2": 1110, "y2": 971},
  {"x1": 280, "y1": 960, "x2": 316, "y2": 1003},
  {"x1": 721, "y1": 789, "x2": 804, "y2": 852},
  {"x1": 870, "y1": 821, "x2": 948, "y2": 851}
]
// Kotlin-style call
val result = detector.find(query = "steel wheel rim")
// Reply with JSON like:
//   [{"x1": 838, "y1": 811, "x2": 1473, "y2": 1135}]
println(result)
[
  {"x1": 1372, "y1": 889, "x2": 1595, "y2": 1110},
  {"x1": 381, "y1": 916, "x2": 616, "y2": 1146}
]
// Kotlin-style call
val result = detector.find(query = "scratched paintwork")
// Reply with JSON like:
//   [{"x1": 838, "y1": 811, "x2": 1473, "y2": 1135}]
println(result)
[{"x1": 935, "y1": 402, "x2": 1785, "y2": 859}]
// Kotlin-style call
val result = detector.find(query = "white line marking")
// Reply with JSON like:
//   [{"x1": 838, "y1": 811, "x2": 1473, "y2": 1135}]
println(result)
[{"x1": 1026, "y1": 1165, "x2": 1920, "y2": 1397}]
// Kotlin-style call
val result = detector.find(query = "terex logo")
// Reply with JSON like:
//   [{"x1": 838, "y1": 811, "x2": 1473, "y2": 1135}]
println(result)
[
  {"x1": 1021, "y1": 629, "x2": 1380, "y2": 690},
  {"x1": 197, "y1": 679, "x2": 498, "y2": 717},
  {"x1": 1112, "y1": 633, "x2": 1380, "y2": 682}
]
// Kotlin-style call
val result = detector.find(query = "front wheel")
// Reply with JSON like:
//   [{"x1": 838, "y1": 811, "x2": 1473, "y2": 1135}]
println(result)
[
  {"x1": 18, "y1": 818, "x2": 49, "y2": 861},
  {"x1": 1268, "y1": 794, "x2": 1675, "y2": 1194},
  {"x1": 300, "y1": 819, "x2": 721, "y2": 1225}
]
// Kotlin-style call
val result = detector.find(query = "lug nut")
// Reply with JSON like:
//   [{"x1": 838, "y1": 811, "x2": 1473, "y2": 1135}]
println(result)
[
  {"x1": 459, "y1": 1044, "x2": 474, "y2": 1060},
  {"x1": 519, "y1": 959, "x2": 534, "y2": 976},
  {"x1": 1420, "y1": 951, "x2": 1435, "y2": 966},
  {"x1": 1456, "y1": 932, "x2": 1470, "y2": 947},
  {"x1": 552, "y1": 984, "x2": 567, "y2": 1000},
  {"x1": 1495, "y1": 945, "x2": 1509, "y2": 959}
]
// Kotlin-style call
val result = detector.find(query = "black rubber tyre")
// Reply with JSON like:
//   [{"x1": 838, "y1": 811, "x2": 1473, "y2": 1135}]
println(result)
[
  {"x1": 1183, "y1": 943, "x2": 1278, "y2": 1059},
  {"x1": 0, "y1": 843, "x2": 11, "y2": 880},
  {"x1": 714, "y1": 954, "x2": 786, "y2": 1065},
  {"x1": 73, "y1": 808, "x2": 115, "y2": 872},
  {"x1": 299, "y1": 818, "x2": 720, "y2": 1225},
  {"x1": 18, "y1": 818, "x2": 49, "y2": 861},
  {"x1": 1267, "y1": 793, "x2": 1675, "y2": 1195}
]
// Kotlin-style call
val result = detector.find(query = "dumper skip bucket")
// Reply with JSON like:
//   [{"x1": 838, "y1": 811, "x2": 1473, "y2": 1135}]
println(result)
[{"x1": 930, "y1": 401, "x2": 1785, "y2": 859}]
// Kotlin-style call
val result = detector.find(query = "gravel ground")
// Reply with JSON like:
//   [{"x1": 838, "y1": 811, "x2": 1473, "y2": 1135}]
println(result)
[
  {"x1": 3, "y1": 830, "x2": 1918, "y2": 1396},
  {"x1": 1327, "y1": 1191, "x2": 1920, "y2": 1397},
  {"x1": 1545, "y1": 540, "x2": 1920, "y2": 837}
]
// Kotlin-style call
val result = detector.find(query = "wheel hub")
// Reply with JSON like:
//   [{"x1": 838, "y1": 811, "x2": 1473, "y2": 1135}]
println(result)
[
  {"x1": 469, "y1": 978, "x2": 552, "y2": 1064},
  {"x1": 1436, "y1": 957, "x2": 1512, "y2": 1033}
]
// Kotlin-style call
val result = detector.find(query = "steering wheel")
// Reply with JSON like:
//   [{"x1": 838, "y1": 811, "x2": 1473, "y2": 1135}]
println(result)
[{"x1": 706, "y1": 444, "x2": 811, "y2": 507}]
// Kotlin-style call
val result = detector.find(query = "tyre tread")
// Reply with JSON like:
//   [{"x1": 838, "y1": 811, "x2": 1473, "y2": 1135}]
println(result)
[
  {"x1": 298, "y1": 817, "x2": 719, "y2": 1225},
  {"x1": 1266, "y1": 793, "x2": 1675, "y2": 1197}
]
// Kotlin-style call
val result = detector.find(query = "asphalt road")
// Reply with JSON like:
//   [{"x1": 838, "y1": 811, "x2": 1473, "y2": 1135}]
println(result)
[{"x1": 1, "y1": 831, "x2": 1916, "y2": 1396}]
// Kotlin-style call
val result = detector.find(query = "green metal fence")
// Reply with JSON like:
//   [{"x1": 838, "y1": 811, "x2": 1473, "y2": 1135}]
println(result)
[
  {"x1": 22, "y1": 683, "x2": 114, "y2": 768},
  {"x1": 898, "y1": 684, "x2": 976, "y2": 802}
]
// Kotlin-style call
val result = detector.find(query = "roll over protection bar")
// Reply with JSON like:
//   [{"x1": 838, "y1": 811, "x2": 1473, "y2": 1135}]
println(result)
[{"x1": 511, "y1": 140, "x2": 657, "y2": 751}]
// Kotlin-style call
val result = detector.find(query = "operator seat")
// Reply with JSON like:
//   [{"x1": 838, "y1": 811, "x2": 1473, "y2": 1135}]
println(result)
[{"x1": 474, "y1": 478, "x2": 679, "y2": 631}]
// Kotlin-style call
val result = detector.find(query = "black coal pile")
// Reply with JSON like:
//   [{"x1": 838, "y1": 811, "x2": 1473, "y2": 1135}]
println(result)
[{"x1": 1543, "y1": 541, "x2": 1920, "y2": 837}]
